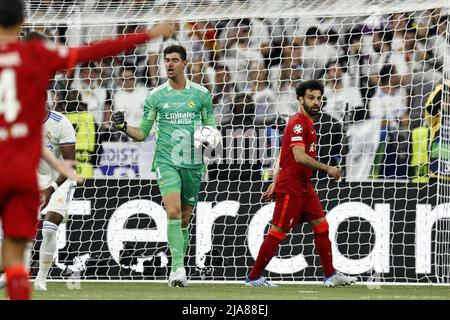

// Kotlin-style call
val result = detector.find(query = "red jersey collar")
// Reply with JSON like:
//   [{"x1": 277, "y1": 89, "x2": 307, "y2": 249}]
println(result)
[{"x1": 298, "y1": 112, "x2": 314, "y2": 126}]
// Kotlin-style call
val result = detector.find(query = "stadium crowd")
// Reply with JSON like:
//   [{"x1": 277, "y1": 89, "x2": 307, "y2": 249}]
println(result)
[{"x1": 31, "y1": 5, "x2": 450, "y2": 182}]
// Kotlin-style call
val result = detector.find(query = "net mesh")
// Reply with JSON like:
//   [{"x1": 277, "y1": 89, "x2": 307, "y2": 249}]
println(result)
[{"x1": 23, "y1": 0, "x2": 450, "y2": 283}]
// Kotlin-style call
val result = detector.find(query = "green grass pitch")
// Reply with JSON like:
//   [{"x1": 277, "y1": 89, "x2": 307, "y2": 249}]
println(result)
[{"x1": 1, "y1": 282, "x2": 449, "y2": 300}]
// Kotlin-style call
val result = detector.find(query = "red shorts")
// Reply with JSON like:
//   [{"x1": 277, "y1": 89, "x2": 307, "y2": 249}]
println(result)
[
  {"x1": 0, "y1": 178, "x2": 40, "y2": 240},
  {"x1": 272, "y1": 191, "x2": 325, "y2": 231}
]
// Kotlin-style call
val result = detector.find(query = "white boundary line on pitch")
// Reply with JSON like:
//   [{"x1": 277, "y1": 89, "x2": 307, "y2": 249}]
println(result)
[{"x1": 41, "y1": 280, "x2": 450, "y2": 287}]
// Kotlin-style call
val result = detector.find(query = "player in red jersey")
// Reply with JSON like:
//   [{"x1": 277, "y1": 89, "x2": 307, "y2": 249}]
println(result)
[
  {"x1": 0, "y1": 0, "x2": 174, "y2": 300},
  {"x1": 246, "y1": 80, "x2": 358, "y2": 287}
]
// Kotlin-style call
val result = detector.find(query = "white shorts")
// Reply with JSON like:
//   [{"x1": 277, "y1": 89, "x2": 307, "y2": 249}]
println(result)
[{"x1": 42, "y1": 180, "x2": 77, "y2": 223}]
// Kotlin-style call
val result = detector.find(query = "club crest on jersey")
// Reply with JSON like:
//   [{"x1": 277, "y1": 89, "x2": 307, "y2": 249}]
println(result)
[
  {"x1": 188, "y1": 100, "x2": 195, "y2": 109},
  {"x1": 293, "y1": 124, "x2": 303, "y2": 134}
]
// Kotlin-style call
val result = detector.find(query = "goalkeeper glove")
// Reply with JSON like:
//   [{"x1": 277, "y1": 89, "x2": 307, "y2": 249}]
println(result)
[{"x1": 113, "y1": 111, "x2": 128, "y2": 132}]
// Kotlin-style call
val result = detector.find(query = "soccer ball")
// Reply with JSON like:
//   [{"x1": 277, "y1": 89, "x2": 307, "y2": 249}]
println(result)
[{"x1": 194, "y1": 126, "x2": 222, "y2": 149}]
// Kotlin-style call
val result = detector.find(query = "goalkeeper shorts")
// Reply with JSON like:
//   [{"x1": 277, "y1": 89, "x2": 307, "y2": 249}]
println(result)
[{"x1": 155, "y1": 163, "x2": 203, "y2": 206}]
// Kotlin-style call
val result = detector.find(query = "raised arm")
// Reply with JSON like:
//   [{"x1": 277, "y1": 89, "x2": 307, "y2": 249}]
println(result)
[{"x1": 63, "y1": 22, "x2": 175, "y2": 70}]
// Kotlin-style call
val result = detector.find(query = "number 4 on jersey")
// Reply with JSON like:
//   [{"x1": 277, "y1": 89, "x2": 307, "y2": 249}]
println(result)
[{"x1": 0, "y1": 69, "x2": 20, "y2": 123}]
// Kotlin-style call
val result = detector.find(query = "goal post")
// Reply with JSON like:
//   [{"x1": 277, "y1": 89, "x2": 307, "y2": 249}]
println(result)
[{"x1": 25, "y1": 0, "x2": 450, "y2": 284}]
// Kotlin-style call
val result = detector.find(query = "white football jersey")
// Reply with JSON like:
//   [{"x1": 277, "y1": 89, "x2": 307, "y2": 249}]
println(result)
[
  {"x1": 112, "y1": 86, "x2": 148, "y2": 127},
  {"x1": 38, "y1": 111, "x2": 76, "y2": 189}
]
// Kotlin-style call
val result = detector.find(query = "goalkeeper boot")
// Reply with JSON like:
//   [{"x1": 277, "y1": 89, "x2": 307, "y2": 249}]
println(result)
[
  {"x1": 245, "y1": 276, "x2": 278, "y2": 287},
  {"x1": 323, "y1": 271, "x2": 357, "y2": 287},
  {"x1": 168, "y1": 267, "x2": 188, "y2": 288},
  {"x1": 34, "y1": 278, "x2": 48, "y2": 291},
  {"x1": 0, "y1": 274, "x2": 5, "y2": 288}
]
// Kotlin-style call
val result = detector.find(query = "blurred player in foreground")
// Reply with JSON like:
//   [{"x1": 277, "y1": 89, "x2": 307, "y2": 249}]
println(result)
[{"x1": 0, "y1": 0, "x2": 174, "y2": 299}]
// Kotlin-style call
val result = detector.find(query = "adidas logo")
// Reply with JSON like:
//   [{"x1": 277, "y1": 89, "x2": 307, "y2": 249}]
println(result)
[
  {"x1": 163, "y1": 103, "x2": 170, "y2": 109},
  {"x1": 188, "y1": 197, "x2": 195, "y2": 201}
]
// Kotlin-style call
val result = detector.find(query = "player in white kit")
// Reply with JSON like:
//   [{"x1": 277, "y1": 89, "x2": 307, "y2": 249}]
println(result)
[{"x1": 34, "y1": 108, "x2": 77, "y2": 291}]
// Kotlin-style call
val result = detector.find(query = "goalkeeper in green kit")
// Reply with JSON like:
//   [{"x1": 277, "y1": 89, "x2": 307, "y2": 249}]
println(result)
[{"x1": 113, "y1": 45, "x2": 217, "y2": 287}]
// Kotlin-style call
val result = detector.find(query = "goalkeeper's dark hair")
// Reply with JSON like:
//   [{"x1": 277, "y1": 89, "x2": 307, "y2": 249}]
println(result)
[
  {"x1": 164, "y1": 44, "x2": 187, "y2": 61},
  {"x1": 0, "y1": 0, "x2": 25, "y2": 28},
  {"x1": 296, "y1": 80, "x2": 324, "y2": 99}
]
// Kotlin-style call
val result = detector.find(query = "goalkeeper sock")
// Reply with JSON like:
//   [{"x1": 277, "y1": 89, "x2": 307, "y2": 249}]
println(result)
[
  {"x1": 313, "y1": 221, "x2": 336, "y2": 278},
  {"x1": 167, "y1": 219, "x2": 184, "y2": 271},
  {"x1": 248, "y1": 229, "x2": 286, "y2": 280},
  {"x1": 181, "y1": 227, "x2": 189, "y2": 255},
  {"x1": 5, "y1": 265, "x2": 30, "y2": 300},
  {"x1": 36, "y1": 221, "x2": 58, "y2": 282}
]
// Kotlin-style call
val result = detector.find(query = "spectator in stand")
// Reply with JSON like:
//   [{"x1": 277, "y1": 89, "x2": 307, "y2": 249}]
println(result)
[
  {"x1": 369, "y1": 64, "x2": 410, "y2": 179},
  {"x1": 367, "y1": 28, "x2": 410, "y2": 90},
  {"x1": 291, "y1": 16, "x2": 342, "y2": 46},
  {"x1": 322, "y1": 59, "x2": 363, "y2": 125},
  {"x1": 231, "y1": 92, "x2": 255, "y2": 135},
  {"x1": 217, "y1": 17, "x2": 270, "y2": 59},
  {"x1": 269, "y1": 38, "x2": 306, "y2": 89},
  {"x1": 275, "y1": 65, "x2": 302, "y2": 121},
  {"x1": 301, "y1": 27, "x2": 340, "y2": 80},
  {"x1": 342, "y1": 27, "x2": 366, "y2": 91},
  {"x1": 386, "y1": 12, "x2": 411, "y2": 52},
  {"x1": 221, "y1": 18, "x2": 264, "y2": 91},
  {"x1": 370, "y1": 65, "x2": 409, "y2": 136},
  {"x1": 403, "y1": 27, "x2": 441, "y2": 129},
  {"x1": 212, "y1": 63, "x2": 235, "y2": 129},
  {"x1": 118, "y1": 24, "x2": 149, "y2": 84},
  {"x1": 112, "y1": 66, "x2": 149, "y2": 138},
  {"x1": 415, "y1": 7, "x2": 442, "y2": 41},
  {"x1": 187, "y1": 58, "x2": 213, "y2": 92},
  {"x1": 271, "y1": 40, "x2": 304, "y2": 121},
  {"x1": 70, "y1": 61, "x2": 112, "y2": 131},
  {"x1": 184, "y1": 20, "x2": 218, "y2": 65},
  {"x1": 97, "y1": 56, "x2": 118, "y2": 90},
  {"x1": 247, "y1": 64, "x2": 277, "y2": 126},
  {"x1": 432, "y1": 15, "x2": 450, "y2": 76},
  {"x1": 55, "y1": 90, "x2": 97, "y2": 178}
]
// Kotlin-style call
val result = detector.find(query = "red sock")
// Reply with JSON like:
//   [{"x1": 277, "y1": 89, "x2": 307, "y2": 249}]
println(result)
[
  {"x1": 313, "y1": 221, "x2": 336, "y2": 278},
  {"x1": 5, "y1": 265, "x2": 31, "y2": 300},
  {"x1": 249, "y1": 229, "x2": 286, "y2": 280}
]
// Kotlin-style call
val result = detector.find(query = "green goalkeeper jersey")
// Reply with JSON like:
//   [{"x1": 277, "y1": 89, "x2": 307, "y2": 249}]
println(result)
[{"x1": 139, "y1": 80, "x2": 217, "y2": 169}]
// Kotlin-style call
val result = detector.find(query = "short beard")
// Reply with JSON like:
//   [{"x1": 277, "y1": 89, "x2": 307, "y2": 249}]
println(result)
[{"x1": 303, "y1": 104, "x2": 319, "y2": 117}]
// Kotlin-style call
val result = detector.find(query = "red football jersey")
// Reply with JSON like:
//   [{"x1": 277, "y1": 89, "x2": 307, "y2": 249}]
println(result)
[
  {"x1": 0, "y1": 39, "x2": 74, "y2": 183},
  {"x1": 0, "y1": 33, "x2": 151, "y2": 183},
  {"x1": 274, "y1": 112, "x2": 317, "y2": 196}
]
